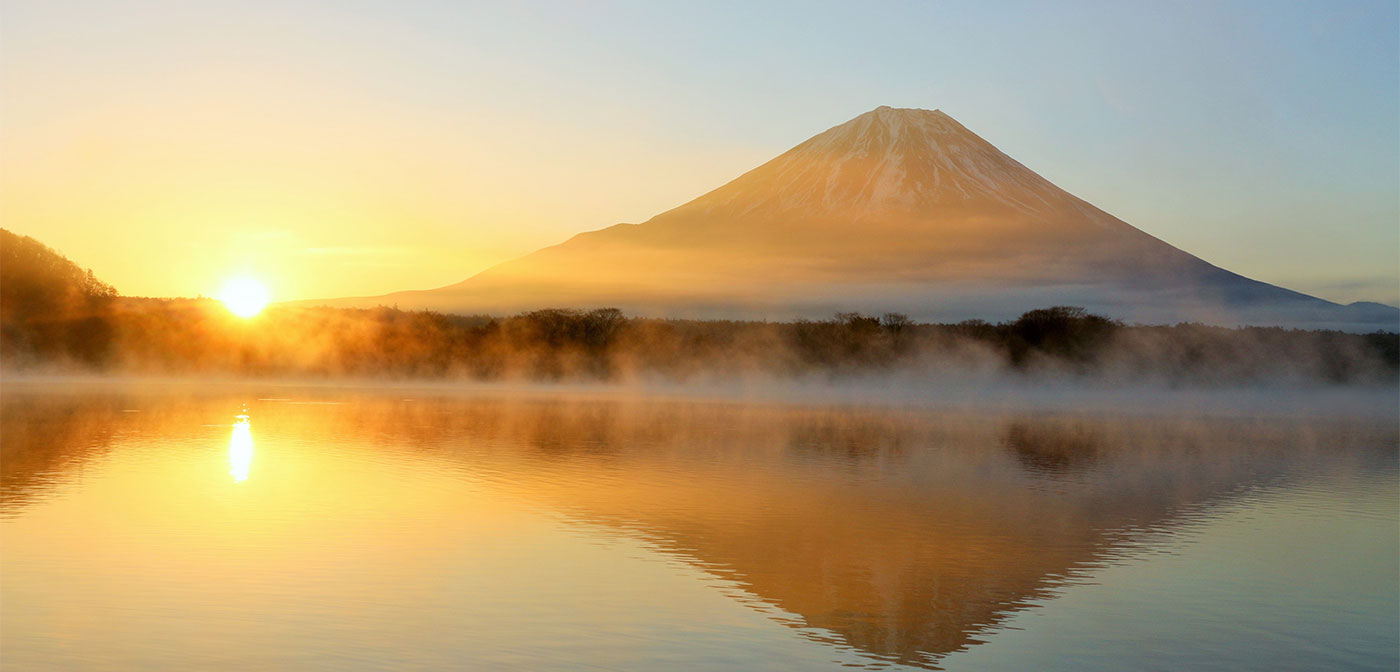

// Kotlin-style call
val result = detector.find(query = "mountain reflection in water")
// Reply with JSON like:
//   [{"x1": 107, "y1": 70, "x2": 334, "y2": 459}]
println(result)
[{"x1": 1, "y1": 385, "x2": 1395, "y2": 670}]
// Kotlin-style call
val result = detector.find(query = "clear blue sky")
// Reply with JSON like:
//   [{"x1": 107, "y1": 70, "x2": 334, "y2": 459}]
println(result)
[{"x1": 3, "y1": 0, "x2": 1397, "y2": 304}]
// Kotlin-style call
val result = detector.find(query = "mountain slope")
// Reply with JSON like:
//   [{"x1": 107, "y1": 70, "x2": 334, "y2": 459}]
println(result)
[{"x1": 329, "y1": 107, "x2": 1397, "y2": 329}]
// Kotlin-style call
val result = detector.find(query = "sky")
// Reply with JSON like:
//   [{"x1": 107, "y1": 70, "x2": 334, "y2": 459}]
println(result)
[{"x1": 2, "y1": 0, "x2": 1397, "y2": 305}]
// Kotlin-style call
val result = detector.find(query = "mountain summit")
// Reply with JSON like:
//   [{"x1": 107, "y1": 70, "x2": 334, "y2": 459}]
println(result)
[
  {"x1": 686, "y1": 106, "x2": 1069, "y2": 214},
  {"x1": 333, "y1": 107, "x2": 1396, "y2": 329}
]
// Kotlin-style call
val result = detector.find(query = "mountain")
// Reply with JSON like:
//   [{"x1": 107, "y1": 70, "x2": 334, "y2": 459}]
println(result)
[{"x1": 323, "y1": 106, "x2": 1398, "y2": 330}]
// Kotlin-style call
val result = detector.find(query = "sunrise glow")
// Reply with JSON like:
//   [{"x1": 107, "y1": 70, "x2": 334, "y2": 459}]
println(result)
[{"x1": 218, "y1": 277, "x2": 269, "y2": 318}]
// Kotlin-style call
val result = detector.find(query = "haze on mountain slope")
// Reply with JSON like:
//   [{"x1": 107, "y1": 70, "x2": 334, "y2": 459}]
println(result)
[{"x1": 324, "y1": 106, "x2": 1397, "y2": 330}]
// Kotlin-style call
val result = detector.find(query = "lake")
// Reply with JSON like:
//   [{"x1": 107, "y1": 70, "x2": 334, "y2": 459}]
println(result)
[{"x1": 2, "y1": 380, "x2": 1396, "y2": 670}]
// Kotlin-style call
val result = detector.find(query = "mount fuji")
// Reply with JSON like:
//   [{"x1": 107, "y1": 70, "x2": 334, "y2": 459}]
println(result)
[{"x1": 322, "y1": 106, "x2": 1397, "y2": 330}]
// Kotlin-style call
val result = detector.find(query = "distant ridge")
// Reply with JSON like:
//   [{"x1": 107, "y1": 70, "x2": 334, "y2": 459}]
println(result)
[{"x1": 313, "y1": 107, "x2": 1398, "y2": 331}]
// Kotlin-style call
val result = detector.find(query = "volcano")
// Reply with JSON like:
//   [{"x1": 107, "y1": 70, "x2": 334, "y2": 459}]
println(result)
[{"x1": 328, "y1": 106, "x2": 1396, "y2": 329}]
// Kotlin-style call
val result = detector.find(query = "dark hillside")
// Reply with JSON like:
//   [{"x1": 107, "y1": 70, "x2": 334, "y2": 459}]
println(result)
[{"x1": 1, "y1": 229, "x2": 118, "y2": 364}]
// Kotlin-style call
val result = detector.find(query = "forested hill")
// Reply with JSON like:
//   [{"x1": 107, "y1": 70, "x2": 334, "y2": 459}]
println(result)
[
  {"x1": 1, "y1": 229, "x2": 117, "y2": 316},
  {"x1": 1, "y1": 229, "x2": 119, "y2": 362}
]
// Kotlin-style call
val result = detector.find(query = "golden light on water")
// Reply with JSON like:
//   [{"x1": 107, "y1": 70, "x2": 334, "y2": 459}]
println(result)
[
  {"x1": 218, "y1": 277, "x2": 269, "y2": 318},
  {"x1": 229, "y1": 413, "x2": 253, "y2": 483}
]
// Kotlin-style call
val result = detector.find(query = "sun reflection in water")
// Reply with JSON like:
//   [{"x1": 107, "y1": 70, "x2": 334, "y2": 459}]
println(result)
[{"x1": 229, "y1": 407, "x2": 253, "y2": 483}]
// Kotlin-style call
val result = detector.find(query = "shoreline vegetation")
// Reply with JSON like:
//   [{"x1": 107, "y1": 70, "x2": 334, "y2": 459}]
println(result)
[{"x1": 3, "y1": 229, "x2": 1397, "y2": 386}]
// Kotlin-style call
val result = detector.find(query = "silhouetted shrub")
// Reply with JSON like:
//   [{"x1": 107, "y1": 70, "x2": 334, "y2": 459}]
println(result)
[
  {"x1": 1006, "y1": 306, "x2": 1120, "y2": 367},
  {"x1": 881, "y1": 312, "x2": 912, "y2": 333}
]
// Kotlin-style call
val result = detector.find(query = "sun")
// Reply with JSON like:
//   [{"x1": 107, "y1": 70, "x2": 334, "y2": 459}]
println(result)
[{"x1": 218, "y1": 276, "x2": 269, "y2": 318}]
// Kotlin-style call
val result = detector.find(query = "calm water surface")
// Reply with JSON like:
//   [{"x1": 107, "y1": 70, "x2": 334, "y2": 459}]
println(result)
[{"x1": 2, "y1": 382, "x2": 1396, "y2": 670}]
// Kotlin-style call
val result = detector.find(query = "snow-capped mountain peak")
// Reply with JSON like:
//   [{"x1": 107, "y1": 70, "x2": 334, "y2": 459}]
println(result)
[{"x1": 679, "y1": 106, "x2": 1067, "y2": 218}]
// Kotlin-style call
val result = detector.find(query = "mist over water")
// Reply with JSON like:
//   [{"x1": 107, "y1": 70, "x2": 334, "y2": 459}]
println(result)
[
  {"x1": 2, "y1": 381, "x2": 1395, "y2": 670},
  {"x1": 3, "y1": 3, "x2": 1395, "y2": 669}
]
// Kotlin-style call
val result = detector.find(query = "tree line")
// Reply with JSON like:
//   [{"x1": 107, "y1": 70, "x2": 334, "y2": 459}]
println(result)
[{"x1": 2, "y1": 228, "x2": 1395, "y2": 384}]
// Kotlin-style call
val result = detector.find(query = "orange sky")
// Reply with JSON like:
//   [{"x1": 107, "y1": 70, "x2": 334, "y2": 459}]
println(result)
[
  {"x1": 2, "y1": 1, "x2": 1395, "y2": 305},
  {"x1": 0, "y1": 65, "x2": 766, "y2": 302}
]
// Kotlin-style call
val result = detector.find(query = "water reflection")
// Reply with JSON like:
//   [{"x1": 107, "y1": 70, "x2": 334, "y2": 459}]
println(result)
[
  {"x1": 0, "y1": 386, "x2": 1395, "y2": 671},
  {"x1": 1003, "y1": 421, "x2": 1103, "y2": 475},
  {"x1": 0, "y1": 393, "x2": 132, "y2": 514},
  {"x1": 229, "y1": 408, "x2": 253, "y2": 483}
]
